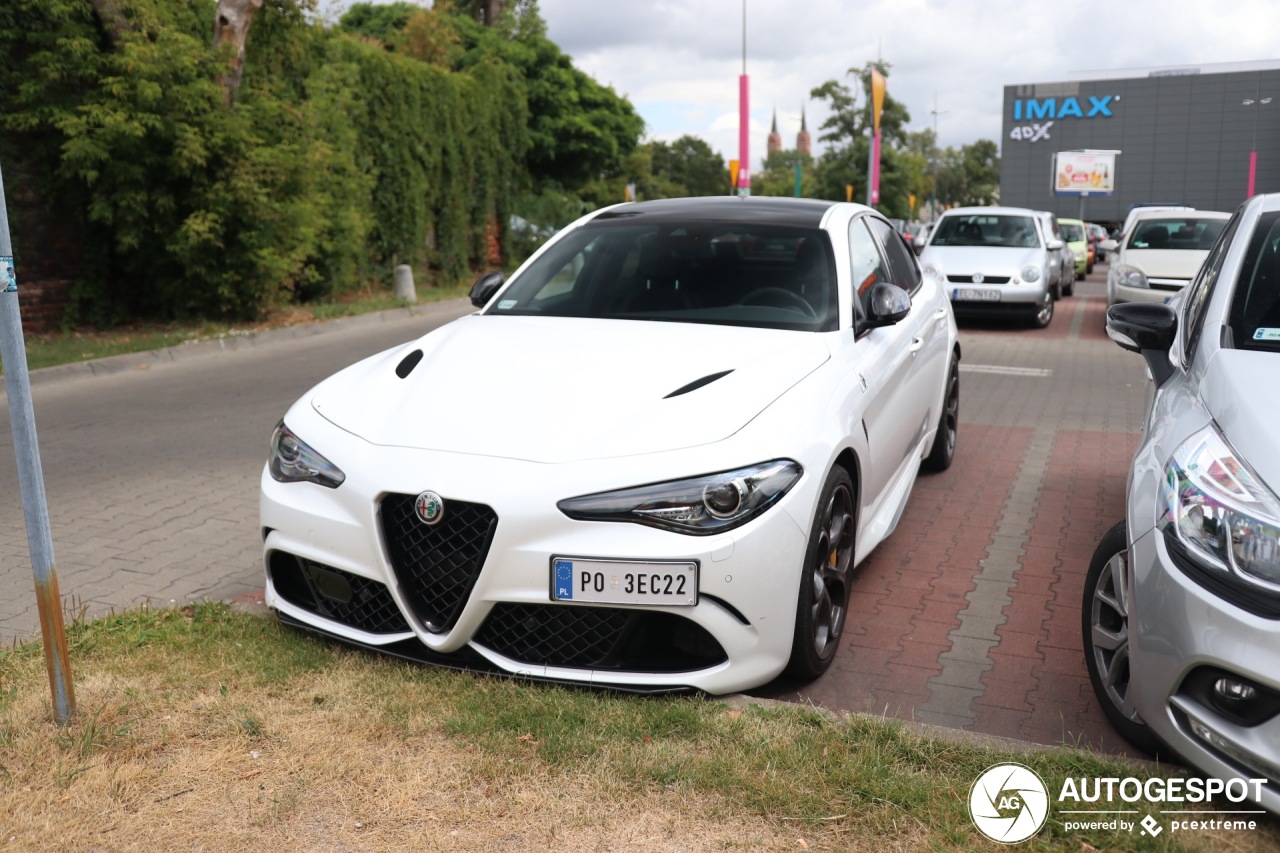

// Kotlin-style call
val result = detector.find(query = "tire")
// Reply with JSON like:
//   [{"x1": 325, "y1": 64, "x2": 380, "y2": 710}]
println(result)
[
  {"x1": 1028, "y1": 296, "x2": 1054, "y2": 328},
  {"x1": 1064, "y1": 278, "x2": 1075, "y2": 297},
  {"x1": 1081, "y1": 521, "x2": 1164, "y2": 755},
  {"x1": 786, "y1": 468, "x2": 856, "y2": 680},
  {"x1": 922, "y1": 356, "x2": 958, "y2": 472}
]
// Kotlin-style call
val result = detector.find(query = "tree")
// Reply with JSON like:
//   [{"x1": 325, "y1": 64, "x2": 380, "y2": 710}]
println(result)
[
  {"x1": 808, "y1": 60, "x2": 913, "y2": 216},
  {"x1": 448, "y1": 5, "x2": 643, "y2": 192},
  {"x1": 650, "y1": 135, "x2": 727, "y2": 197},
  {"x1": 936, "y1": 140, "x2": 1001, "y2": 207},
  {"x1": 751, "y1": 149, "x2": 815, "y2": 198},
  {"x1": 213, "y1": 0, "x2": 265, "y2": 102}
]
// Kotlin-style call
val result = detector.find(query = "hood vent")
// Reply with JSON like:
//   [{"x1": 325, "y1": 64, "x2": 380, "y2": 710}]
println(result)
[
  {"x1": 664, "y1": 369, "x2": 734, "y2": 399},
  {"x1": 395, "y1": 349, "x2": 424, "y2": 379}
]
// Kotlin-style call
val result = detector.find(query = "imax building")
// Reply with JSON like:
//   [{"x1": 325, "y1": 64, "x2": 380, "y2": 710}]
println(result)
[{"x1": 999, "y1": 60, "x2": 1280, "y2": 226}]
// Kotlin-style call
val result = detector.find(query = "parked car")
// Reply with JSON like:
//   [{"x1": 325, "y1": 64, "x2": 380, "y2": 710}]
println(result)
[
  {"x1": 1059, "y1": 217, "x2": 1091, "y2": 280},
  {"x1": 261, "y1": 196, "x2": 960, "y2": 695},
  {"x1": 1084, "y1": 192, "x2": 1280, "y2": 814},
  {"x1": 919, "y1": 206, "x2": 1058, "y2": 327},
  {"x1": 1033, "y1": 210, "x2": 1075, "y2": 297},
  {"x1": 1086, "y1": 222, "x2": 1110, "y2": 263},
  {"x1": 1107, "y1": 208, "x2": 1231, "y2": 305}
]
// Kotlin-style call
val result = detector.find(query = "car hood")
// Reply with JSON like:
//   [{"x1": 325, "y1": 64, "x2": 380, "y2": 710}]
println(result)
[
  {"x1": 1118, "y1": 248, "x2": 1209, "y2": 278},
  {"x1": 921, "y1": 245, "x2": 1044, "y2": 275},
  {"x1": 1201, "y1": 349, "x2": 1280, "y2": 493},
  {"x1": 311, "y1": 315, "x2": 830, "y2": 463}
]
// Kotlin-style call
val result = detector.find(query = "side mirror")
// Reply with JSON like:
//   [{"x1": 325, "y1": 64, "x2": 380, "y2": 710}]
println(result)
[
  {"x1": 469, "y1": 271, "x2": 505, "y2": 308},
  {"x1": 1047, "y1": 238, "x2": 1065, "y2": 251},
  {"x1": 863, "y1": 282, "x2": 911, "y2": 329},
  {"x1": 1100, "y1": 238, "x2": 1118, "y2": 252},
  {"x1": 1106, "y1": 302, "x2": 1178, "y2": 385}
]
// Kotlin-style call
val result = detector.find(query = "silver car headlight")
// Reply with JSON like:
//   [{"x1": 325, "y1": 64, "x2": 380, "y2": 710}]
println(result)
[
  {"x1": 1019, "y1": 264, "x2": 1041, "y2": 283},
  {"x1": 269, "y1": 421, "x2": 346, "y2": 488},
  {"x1": 1113, "y1": 263, "x2": 1149, "y2": 289},
  {"x1": 1158, "y1": 426, "x2": 1280, "y2": 591},
  {"x1": 558, "y1": 460, "x2": 802, "y2": 535}
]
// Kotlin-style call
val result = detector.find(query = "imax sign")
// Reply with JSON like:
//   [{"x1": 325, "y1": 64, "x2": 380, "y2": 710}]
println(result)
[{"x1": 1012, "y1": 96, "x2": 1116, "y2": 121}]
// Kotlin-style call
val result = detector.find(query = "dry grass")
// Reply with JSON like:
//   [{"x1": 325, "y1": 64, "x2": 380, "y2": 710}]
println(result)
[{"x1": 0, "y1": 603, "x2": 1276, "y2": 852}]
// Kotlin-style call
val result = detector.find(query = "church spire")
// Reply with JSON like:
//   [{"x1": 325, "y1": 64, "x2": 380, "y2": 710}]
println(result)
[
  {"x1": 796, "y1": 104, "x2": 812, "y2": 157},
  {"x1": 767, "y1": 107, "x2": 783, "y2": 158}
]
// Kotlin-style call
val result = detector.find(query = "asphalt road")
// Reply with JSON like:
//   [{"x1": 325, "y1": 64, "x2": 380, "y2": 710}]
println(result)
[{"x1": 0, "y1": 268, "x2": 1151, "y2": 754}]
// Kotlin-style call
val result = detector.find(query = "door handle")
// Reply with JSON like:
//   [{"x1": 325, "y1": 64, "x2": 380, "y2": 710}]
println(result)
[{"x1": 909, "y1": 336, "x2": 925, "y2": 353}]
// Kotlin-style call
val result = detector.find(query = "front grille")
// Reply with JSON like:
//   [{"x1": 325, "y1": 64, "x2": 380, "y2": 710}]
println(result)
[
  {"x1": 474, "y1": 603, "x2": 728, "y2": 673},
  {"x1": 269, "y1": 553, "x2": 410, "y2": 635},
  {"x1": 947, "y1": 274, "x2": 1011, "y2": 284},
  {"x1": 380, "y1": 494, "x2": 499, "y2": 633}
]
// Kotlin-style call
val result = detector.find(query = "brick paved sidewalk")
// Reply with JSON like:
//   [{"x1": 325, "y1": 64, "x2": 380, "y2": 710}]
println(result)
[{"x1": 758, "y1": 272, "x2": 1153, "y2": 759}]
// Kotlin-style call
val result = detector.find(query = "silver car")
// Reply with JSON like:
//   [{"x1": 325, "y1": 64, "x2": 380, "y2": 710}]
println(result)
[
  {"x1": 919, "y1": 206, "x2": 1058, "y2": 328},
  {"x1": 1084, "y1": 192, "x2": 1280, "y2": 812}
]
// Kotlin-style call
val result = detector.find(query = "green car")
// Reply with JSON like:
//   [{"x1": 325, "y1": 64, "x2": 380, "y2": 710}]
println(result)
[{"x1": 1059, "y1": 218, "x2": 1090, "y2": 282}]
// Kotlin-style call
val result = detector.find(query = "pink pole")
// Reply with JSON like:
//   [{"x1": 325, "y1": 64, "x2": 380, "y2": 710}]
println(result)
[
  {"x1": 1248, "y1": 150, "x2": 1258, "y2": 198},
  {"x1": 738, "y1": 74, "x2": 750, "y2": 193}
]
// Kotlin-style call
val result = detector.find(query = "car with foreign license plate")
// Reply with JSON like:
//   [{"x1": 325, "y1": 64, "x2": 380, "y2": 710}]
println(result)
[
  {"x1": 261, "y1": 196, "x2": 961, "y2": 695},
  {"x1": 919, "y1": 206, "x2": 1058, "y2": 327},
  {"x1": 1084, "y1": 192, "x2": 1280, "y2": 813}
]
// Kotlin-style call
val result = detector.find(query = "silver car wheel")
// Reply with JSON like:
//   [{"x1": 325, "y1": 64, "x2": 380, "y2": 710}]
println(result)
[{"x1": 1088, "y1": 548, "x2": 1141, "y2": 723}]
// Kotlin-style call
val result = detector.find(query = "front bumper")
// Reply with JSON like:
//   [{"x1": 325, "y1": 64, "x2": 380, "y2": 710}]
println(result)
[
  {"x1": 1108, "y1": 275, "x2": 1189, "y2": 305},
  {"x1": 1127, "y1": 525, "x2": 1280, "y2": 813},
  {"x1": 259, "y1": 421, "x2": 813, "y2": 695}
]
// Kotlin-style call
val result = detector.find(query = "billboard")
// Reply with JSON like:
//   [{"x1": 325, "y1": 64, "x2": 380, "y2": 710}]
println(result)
[{"x1": 1053, "y1": 150, "x2": 1116, "y2": 195}]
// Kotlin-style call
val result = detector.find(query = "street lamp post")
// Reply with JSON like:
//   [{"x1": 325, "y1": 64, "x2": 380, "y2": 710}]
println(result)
[{"x1": 929, "y1": 93, "x2": 947, "y2": 219}]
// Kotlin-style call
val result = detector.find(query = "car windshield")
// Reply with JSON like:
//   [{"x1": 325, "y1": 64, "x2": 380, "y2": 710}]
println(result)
[
  {"x1": 1060, "y1": 222, "x2": 1086, "y2": 242},
  {"x1": 1231, "y1": 210, "x2": 1280, "y2": 353},
  {"x1": 1126, "y1": 217, "x2": 1227, "y2": 250},
  {"x1": 929, "y1": 214, "x2": 1039, "y2": 248},
  {"x1": 486, "y1": 221, "x2": 838, "y2": 332}
]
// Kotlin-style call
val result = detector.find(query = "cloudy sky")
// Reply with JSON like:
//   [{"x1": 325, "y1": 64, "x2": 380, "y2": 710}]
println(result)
[{"x1": 534, "y1": 0, "x2": 1277, "y2": 169}]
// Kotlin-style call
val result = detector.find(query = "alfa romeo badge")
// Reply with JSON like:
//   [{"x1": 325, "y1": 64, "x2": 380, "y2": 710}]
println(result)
[{"x1": 414, "y1": 490, "x2": 445, "y2": 525}]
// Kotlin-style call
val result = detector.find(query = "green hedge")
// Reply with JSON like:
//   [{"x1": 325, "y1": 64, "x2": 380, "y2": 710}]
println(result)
[{"x1": 0, "y1": 0, "x2": 528, "y2": 323}]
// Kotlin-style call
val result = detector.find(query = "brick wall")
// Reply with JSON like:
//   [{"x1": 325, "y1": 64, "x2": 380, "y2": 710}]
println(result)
[{"x1": 4, "y1": 156, "x2": 78, "y2": 333}]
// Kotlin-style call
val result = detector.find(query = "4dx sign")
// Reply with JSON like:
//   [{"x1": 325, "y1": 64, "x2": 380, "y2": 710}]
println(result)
[{"x1": 1009, "y1": 95, "x2": 1117, "y2": 143}]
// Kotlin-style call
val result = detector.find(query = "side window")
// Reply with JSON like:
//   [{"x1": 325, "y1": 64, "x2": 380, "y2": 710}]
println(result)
[
  {"x1": 848, "y1": 218, "x2": 892, "y2": 323},
  {"x1": 1182, "y1": 210, "x2": 1242, "y2": 367},
  {"x1": 867, "y1": 216, "x2": 923, "y2": 294}
]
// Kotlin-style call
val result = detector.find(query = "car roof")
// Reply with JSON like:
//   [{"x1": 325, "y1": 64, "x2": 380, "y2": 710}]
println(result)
[
  {"x1": 1128, "y1": 207, "x2": 1230, "y2": 222},
  {"x1": 593, "y1": 196, "x2": 842, "y2": 228},
  {"x1": 939, "y1": 206, "x2": 1039, "y2": 217}
]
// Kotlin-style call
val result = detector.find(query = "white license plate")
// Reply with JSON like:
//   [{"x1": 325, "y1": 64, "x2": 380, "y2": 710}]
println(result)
[
  {"x1": 551, "y1": 558, "x2": 698, "y2": 606},
  {"x1": 952, "y1": 288, "x2": 1001, "y2": 302}
]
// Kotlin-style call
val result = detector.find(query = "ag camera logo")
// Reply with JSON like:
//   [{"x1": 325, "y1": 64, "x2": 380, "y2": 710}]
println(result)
[{"x1": 969, "y1": 763, "x2": 1050, "y2": 843}]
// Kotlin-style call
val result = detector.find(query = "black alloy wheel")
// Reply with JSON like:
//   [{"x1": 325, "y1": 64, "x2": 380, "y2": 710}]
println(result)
[
  {"x1": 1081, "y1": 521, "x2": 1163, "y2": 754},
  {"x1": 923, "y1": 356, "x2": 959, "y2": 472},
  {"x1": 787, "y1": 468, "x2": 856, "y2": 679}
]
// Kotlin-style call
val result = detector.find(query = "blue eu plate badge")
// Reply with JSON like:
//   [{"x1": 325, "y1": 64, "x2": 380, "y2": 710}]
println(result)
[{"x1": 554, "y1": 559, "x2": 575, "y2": 600}]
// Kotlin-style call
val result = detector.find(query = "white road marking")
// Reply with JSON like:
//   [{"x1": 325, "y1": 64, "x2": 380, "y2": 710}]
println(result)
[{"x1": 960, "y1": 364, "x2": 1053, "y2": 378}]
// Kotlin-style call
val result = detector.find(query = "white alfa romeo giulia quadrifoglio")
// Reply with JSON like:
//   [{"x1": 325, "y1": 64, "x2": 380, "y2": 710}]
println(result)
[{"x1": 261, "y1": 196, "x2": 960, "y2": 694}]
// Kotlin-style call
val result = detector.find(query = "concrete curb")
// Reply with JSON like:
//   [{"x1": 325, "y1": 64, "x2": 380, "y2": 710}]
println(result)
[
  {"x1": 24, "y1": 297, "x2": 474, "y2": 388},
  {"x1": 721, "y1": 692, "x2": 1164, "y2": 771}
]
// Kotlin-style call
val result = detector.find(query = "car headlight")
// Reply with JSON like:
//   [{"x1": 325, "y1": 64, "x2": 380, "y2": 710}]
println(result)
[
  {"x1": 558, "y1": 460, "x2": 802, "y2": 535},
  {"x1": 1020, "y1": 264, "x2": 1041, "y2": 283},
  {"x1": 1113, "y1": 264, "x2": 1149, "y2": 289},
  {"x1": 269, "y1": 421, "x2": 346, "y2": 488},
  {"x1": 1159, "y1": 426, "x2": 1280, "y2": 591}
]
